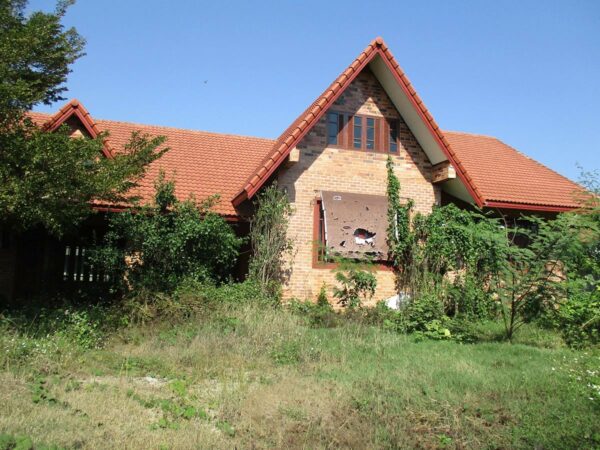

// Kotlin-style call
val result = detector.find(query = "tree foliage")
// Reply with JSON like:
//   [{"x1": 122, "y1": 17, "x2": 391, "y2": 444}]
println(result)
[
  {"x1": 90, "y1": 173, "x2": 243, "y2": 295},
  {"x1": 0, "y1": 0, "x2": 84, "y2": 127},
  {"x1": 333, "y1": 265, "x2": 377, "y2": 309},
  {"x1": 248, "y1": 183, "x2": 293, "y2": 296},
  {"x1": 385, "y1": 158, "x2": 599, "y2": 342},
  {"x1": 385, "y1": 156, "x2": 414, "y2": 291},
  {"x1": 0, "y1": 0, "x2": 166, "y2": 235}
]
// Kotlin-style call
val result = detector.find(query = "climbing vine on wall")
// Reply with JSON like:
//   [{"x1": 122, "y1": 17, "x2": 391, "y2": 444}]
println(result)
[{"x1": 386, "y1": 156, "x2": 414, "y2": 292}]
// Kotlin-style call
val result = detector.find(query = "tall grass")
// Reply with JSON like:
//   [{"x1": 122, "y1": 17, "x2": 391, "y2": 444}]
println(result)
[{"x1": 0, "y1": 301, "x2": 598, "y2": 449}]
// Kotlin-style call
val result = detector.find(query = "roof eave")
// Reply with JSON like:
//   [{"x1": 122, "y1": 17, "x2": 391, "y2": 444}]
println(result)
[{"x1": 484, "y1": 200, "x2": 579, "y2": 213}]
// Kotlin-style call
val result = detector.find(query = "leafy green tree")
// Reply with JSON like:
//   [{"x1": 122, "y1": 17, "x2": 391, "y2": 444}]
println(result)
[
  {"x1": 248, "y1": 183, "x2": 293, "y2": 296},
  {"x1": 90, "y1": 173, "x2": 243, "y2": 295},
  {"x1": 0, "y1": 0, "x2": 166, "y2": 235}
]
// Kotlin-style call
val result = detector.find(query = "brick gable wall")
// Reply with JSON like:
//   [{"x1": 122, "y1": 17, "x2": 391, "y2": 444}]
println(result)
[{"x1": 277, "y1": 69, "x2": 440, "y2": 304}]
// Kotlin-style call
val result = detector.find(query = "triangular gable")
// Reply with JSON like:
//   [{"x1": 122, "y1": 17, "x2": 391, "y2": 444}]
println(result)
[
  {"x1": 233, "y1": 37, "x2": 484, "y2": 207},
  {"x1": 42, "y1": 99, "x2": 113, "y2": 158}
]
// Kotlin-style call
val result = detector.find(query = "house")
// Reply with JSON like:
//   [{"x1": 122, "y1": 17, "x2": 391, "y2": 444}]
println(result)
[{"x1": 0, "y1": 37, "x2": 584, "y2": 304}]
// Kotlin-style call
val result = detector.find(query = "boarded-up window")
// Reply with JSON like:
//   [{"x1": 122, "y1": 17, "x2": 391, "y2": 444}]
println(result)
[{"x1": 319, "y1": 191, "x2": 389, "y2": 260}]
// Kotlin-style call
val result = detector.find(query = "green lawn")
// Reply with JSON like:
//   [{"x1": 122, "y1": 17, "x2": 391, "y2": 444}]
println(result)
[{"x1": 1, "y1": 305, "x2": 599, "y2": 449}]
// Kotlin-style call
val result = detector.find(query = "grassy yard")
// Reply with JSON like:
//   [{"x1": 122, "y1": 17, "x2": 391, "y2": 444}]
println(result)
[{"x1": 1, "y1": 305, "x2": 599, "y2": 449}]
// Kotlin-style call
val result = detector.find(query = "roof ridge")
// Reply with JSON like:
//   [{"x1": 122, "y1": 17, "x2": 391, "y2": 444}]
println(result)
[
  {"x1": 233, "y1": 36, "x2": 485, "y2": 206},
  {"x1": 32, "y1": 108, "x2": 276, "y2": 143},
  {"x1": 94, "y1": 118, "x2": 275, "y2": 142}
]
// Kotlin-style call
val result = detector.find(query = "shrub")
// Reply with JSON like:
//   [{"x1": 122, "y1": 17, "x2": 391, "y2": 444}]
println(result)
[
  {"x1": 90, "y1": 173, "x2": 242, "y2": 295},
  {"x1": 333, "y1": 267, "x2": 377, "y2": 308},
  {"x1": 122, "y1": 279, "x2": 275, "y2": 324},
  {"x1": 445, "y1": 274, "x2": 497, "y2": 320},
  {"x1": 289, "y1": 300, "x2": 338, "y2": 328},
  {"x1": 402, "y1": 292, "x2": 446, "y2": 334},
  {"x1": 546, "y1": 281, "x2": 600, "y2": 348},
  {"x1": 248, "y1": 183, "x2": 293, "y2": 296}
]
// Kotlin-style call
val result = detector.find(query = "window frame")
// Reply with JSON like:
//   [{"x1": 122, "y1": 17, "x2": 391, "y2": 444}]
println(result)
[
  {"x1": 312, "y1": 197, "x2": 393, "y2": 270},
  {"x1": 325, "y1": 111, "x2": 401, "y2": 155}
]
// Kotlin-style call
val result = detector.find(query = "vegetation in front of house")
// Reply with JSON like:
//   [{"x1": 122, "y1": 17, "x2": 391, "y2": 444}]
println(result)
[
  {"x1": 89, "y1": 173, "x2": 243, "y2": 310},
  {"x1": 0, "y1": 2, "x2": 598, "y2": 448},
  {"x1": 0, "y1": 0, "x2": 166, "y2": 236},
  {"x1": 384, "y1": 155, "x2": 599, "y2": 345},
  {"x1": 1, "y1": 291, "x2": 599, "y2": 450},
  {"x1": 248, "y1": 182, "x2": 294, "y2": 297}
]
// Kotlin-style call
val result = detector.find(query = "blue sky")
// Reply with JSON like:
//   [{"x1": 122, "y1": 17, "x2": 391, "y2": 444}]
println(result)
[{"x1": 30, "y1": 0, "x2": 599, "y2": 181}]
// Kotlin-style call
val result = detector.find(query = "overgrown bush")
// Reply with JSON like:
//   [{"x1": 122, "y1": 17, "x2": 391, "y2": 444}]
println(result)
[
  {"x1": 90, "y1": 173, "x2": 242, "y2": 295},
  {"x1": 289, "y1": 287, "x2": 338, "y2": 328},
  {"x1": 0, "y1": 302, "x2": 123, "y2": 367},
  {"x1": 542, "y1": 281, "x2": 600, "y2": 348},
  {"x1": 248, "y1": 183, "x2": 293, "y2": 296},
  {"x1": 119, "y1": 279, "x2": 275, "y2": 324}
]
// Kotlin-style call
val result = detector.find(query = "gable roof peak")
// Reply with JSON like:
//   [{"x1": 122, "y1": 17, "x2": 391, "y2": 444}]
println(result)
[
  {"x1": 43, "y1": 99, "x2": 113, "y2": 158},
  {"x1": 234, "y1": 37, "x2": 485, "y2": 207}
]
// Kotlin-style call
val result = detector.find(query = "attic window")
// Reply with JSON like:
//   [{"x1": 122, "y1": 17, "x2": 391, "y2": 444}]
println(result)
[
  {"x1": 316, "y1": 191, "x2": 389, "y2": 262},
  {"x1": 353, "y1": 116, "x2": 362, "y2": 149},
  {"x1": 327, "y1": 112, "x2": 343, "y2": 145},
  {"x1": 388, "y1": 119, "x2": 399, "y2": 153}
]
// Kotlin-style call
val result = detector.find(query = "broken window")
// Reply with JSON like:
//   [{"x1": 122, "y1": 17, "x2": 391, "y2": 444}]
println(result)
[{"x1": 317, "y1": 191, "x2": 389, "y2": 261}]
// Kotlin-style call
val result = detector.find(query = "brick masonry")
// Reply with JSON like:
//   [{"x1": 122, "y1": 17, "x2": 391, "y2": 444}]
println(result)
[{"x1": 277, "y1": 69, "x2": 440, "y2": 305}]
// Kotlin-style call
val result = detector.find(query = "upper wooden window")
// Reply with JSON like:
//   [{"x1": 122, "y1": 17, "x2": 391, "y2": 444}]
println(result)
[
  {"x1": 327, "y1": 112, "x2": 342, "y2": 145},
  {"x1": 353, "y1": 116, "x2": 362, "y2": 149},
  {"x1": 326, "y1": 112, "x2": 400, "y2": 154},
  {"x1": 388, "y1": 119, "x2": 399, "y2": 153}
]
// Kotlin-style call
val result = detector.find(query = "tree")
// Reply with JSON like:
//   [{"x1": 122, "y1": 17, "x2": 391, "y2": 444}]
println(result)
[
  {"x1": 248, "y1": 183, "x2": 293, "y2": 296},
  {"x1": 0, "y1": 0, "x2": 166, "y2": 236}
]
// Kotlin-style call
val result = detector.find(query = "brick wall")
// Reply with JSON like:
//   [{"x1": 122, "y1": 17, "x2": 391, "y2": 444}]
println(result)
[{"x1": 277, "y1": 69, "x2": 440, "y2": 305}]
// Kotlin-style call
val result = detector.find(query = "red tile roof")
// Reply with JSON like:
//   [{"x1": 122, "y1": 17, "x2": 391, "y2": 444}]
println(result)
[
  {"x1": 444, "y1": 131, "x2": 584, "y2": 210},
  {"x1": 232, "y1": 37, "x2": 484, "y2": 207},
  {"x1": 28, "y1": 37, "x2": 585, "y2": 216},
  {"x1": 29, "y1": 111, "x2": 274, "y2": 217}
]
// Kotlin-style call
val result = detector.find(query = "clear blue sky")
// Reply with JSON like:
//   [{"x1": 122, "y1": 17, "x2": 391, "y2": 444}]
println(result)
[{"x1": 30, "y1": 0, "x2": 599, "y2": 181}]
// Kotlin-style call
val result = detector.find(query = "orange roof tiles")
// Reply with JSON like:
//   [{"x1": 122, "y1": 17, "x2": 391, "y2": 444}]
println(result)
[
  {"x1": 30, "y1": 111, "x2": 275, "y2": 217},
  {"x1": 443, "y1": 131, "x2": 584, "y2": 210},
  {"x1": 233, "y1": 37, "x2": 484, "y2": 206},
  {"x1": 28, "y1": 37, "x2": 585, "y2": 216}
]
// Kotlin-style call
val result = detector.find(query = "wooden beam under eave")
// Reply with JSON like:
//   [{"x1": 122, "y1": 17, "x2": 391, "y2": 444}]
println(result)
[
  {"x1": 284, "y1": 147, "x2": 300, "y2": 167},
  {"x1": 431, "y1": 161, "x2": 456, "y2": 184}
]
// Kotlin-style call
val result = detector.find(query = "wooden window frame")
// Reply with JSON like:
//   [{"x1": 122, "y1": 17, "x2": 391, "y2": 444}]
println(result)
[
  {"x1": 326, "y1": 111, "x2": 347, "y2": 147},
  {"x1": 326, "y1": 112, "x2": 401, "y2": 155},
  {"x1": 386, "y1": 118, "x2": 400, "y2": 153}
]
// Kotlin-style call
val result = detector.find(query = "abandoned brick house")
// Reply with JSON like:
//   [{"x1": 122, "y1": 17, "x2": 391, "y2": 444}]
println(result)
[{"x1": 0, "y1": 37, "x2": 584, "y2": 304}]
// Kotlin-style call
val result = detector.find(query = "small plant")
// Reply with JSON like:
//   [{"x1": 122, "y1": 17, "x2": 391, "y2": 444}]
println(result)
[
  {"x1": 333, "y1": 266, "x2": 377, "y2": 309},
  {"x1": 316, "y1": 282, "x2": 329, "y2": 307},
  {"x1": 271, "y1": 341, "x2": 301, "y2": 365}
]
